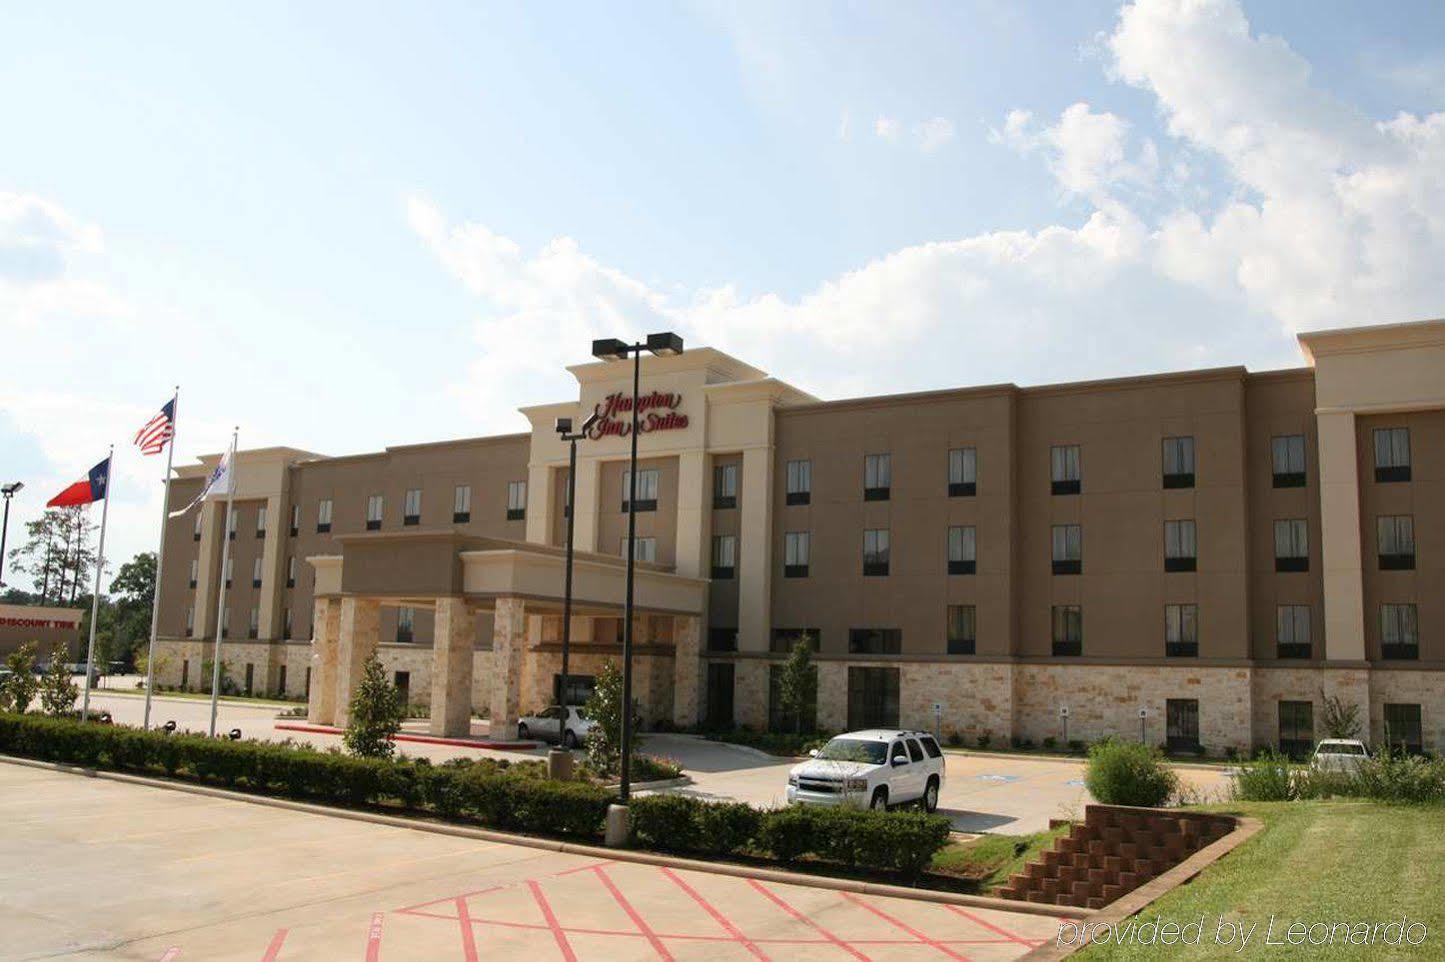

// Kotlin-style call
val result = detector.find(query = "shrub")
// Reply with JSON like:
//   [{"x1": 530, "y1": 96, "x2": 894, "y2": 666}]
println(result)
[
  {"x1": 1085, "y1": 738, "x2": 1179, "y2": 807},
  {"x1": 1, "y1": 643, "x2": 39, "y2": 714},
  {"x1": 976, "y1": 731, "x2": 992, "y2": 748},
  {"x1": 753, "y1": 806, "x2": 951, "y2": 878},
  {"x1": 945, "y1": 730, "x2": 962, "y2": 748},
  {"x1": 1042, "y1": 736, "x2": 1057, "y2": 751},
  {"x1": 1320, "y1": 689, "x2": 1363, "y2": 739},
  {"x1": 343, "y1": 652, "x2": 404, "y2": 758},
  {"x1": 631, "y1": 754, "x2": 683, "y2": 782},
  {"x1": 1067, "y1": 739, "x2": 1085, "y2": 755},
  {"x1": 696, "y1": 801, "x2": 762, "y2": 855},
  {"x1": 1230, "y1": 750, "x2": 1295, "y2": 801},
  {"x1": 584, "y1": 661, "x2": 626, "y2": 776},
  {"x1": 756, "y1": 805, "x2": 819, "y2": 862},
  {"x1": 629, "y1": 795, "x2": 705, "y2": 852},
  {"x1": 39, "y1": 648, "x2": 78, "y2": 717}
]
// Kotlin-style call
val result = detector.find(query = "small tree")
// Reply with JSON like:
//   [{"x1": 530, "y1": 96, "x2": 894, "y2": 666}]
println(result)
[
  {"x1": 200, "y1": 656, "x2": 236, "y2": 695},
  {"x1": 776, "y1": 636, "x2": 818, "y2": 734},
  {"x1": 343, "y1": 652, "x2": 404, "y2": 758},
  {"x1": 1320, "y1": 689, "x2": 1362, "y2": 740},
  {"x1": 40, "y1": 646, "x2": 79, "y2": 717},
  {"x1": 583, "y1": 661, "x2": 628, "y2": 777},
  {"x1": 134, "y1": 643, "x2": 171, "y2": 684},
  {"x1": 1, "y1": 642, "x2": 40, "y2": 713}
]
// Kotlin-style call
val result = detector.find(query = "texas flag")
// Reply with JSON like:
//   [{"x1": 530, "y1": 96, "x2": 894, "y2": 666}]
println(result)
[{"x1": 47, "y1": 456, "x2": 112, "y2": 508}]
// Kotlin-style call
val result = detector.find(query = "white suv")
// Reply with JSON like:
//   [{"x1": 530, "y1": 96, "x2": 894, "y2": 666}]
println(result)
[{"x1": 787, "y1": 730, "x2": 947, "y2": 812}]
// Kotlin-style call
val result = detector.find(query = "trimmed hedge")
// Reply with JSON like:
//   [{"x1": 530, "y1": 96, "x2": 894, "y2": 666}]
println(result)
[
  {"x1": 1084, "y1": 738, "x2": 1179, "y2": 807},
  {"x1": 0, "y1": 713, "x2": 610, "y2": 839},
  {"x1": 629, "y1": 793, "x2": 950, "y2": 877}
]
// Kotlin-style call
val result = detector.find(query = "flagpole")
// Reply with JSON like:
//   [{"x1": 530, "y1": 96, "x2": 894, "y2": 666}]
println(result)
[
  {"x1": 80, "y1": 446, "x2": 114, "y2": 723},
  {"x1": 143, "y1": 388, "x2": 179, "y2": 730},
  {"x1": 208, "y1": 428, "x2": 238, "y2": 737}
]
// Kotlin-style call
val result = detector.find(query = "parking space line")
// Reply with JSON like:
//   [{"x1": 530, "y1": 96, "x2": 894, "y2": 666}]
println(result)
[
  {"x1": 364, "y1": 913, "x2": 383, "y2": 962},
  {"x1": 259, "y1": 929, "x2": 289, "y2": 961},
  {"x1": 842, "y1": 893, "x2": 970, "y2": 960},
  {"x1": 528, "y1": 879, "x2": 578, "y2": 962},
  {"x1": 943, "y1": 905, "x2": 1039, "y2": 947},
  {"x1": 593, "y1": 865, "x2": 675, "y2": 960},
  {"x1": 157, "y1": 949, "x2": 180, "y2": 961},
  {"x1": 660, "y1": 867, "x2": 770, "y2": 961},
  {"x1": 455, "y1": 897, "x2": 480, "y2": 962},
  {"x1": 746, "y1": 880, "x2": 872, "y2": 961}
]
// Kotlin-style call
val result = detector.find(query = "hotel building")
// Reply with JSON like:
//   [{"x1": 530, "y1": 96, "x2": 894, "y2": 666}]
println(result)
[{"x1": 150, "y1": 318, "x2": 1445, "y2": 756}]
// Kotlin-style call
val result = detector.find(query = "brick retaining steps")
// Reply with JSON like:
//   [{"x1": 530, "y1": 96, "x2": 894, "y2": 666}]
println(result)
[{"x1": 999, "y1": 805, "x2": 1234, "y2": 910}]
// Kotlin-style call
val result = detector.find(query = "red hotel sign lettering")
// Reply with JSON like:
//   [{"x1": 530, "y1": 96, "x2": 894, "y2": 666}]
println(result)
[{"x1": 588, "y1": 390, "x2": 689, "y2": 439}]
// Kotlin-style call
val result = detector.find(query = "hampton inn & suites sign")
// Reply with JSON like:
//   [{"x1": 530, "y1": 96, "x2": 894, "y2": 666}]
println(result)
[{"x1": 588, "y1": 390, "x2": 689, "y2": 438}]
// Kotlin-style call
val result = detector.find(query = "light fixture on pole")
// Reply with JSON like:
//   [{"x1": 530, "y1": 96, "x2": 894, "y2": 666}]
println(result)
[
  {"x1": 0, "y1": 482, "x2": 23, "y2": 589},
  {"x1": 590, "y1": 332, "x2": 683, "y2": 806},
  {"x1": 548, "y1": 410, "x2": 598, "y2": 780}
]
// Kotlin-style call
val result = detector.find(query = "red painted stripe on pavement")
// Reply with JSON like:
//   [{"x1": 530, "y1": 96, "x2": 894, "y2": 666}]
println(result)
[
  {"x1": 842, "y1": 893, "x2": 970, "y2": 961},
  {"x1": 747, "y1": 880, "x2": 872, "y2": 962},
  {"x1": 158, "y1": 950, "x2": 180, "y2": 962},
  {"x1": 593, "y1": 866, "x2": 674, "y2": 961},
  {"x1": 943, "y1": 904, "x2": 1038, "y2": 946},
  {"x1": 528, "y1": 880, "x2": 577, "y2": 962},
  {"x1": 260, "y1": 929, "x2": 289, "y2": 962},
  {"x1": 660, "y1": 867, "x2": 770, "y2": 961},
  {"x1": 455, "y1": 897, "x2": 480, "y2": 962},
  {"x1": 365, "y1": 912, "x2": 384, "y2": 962}
]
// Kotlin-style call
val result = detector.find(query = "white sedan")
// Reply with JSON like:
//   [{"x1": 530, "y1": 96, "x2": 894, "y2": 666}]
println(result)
[{"x1": 516, "y1": 706, "x2": 594, "y2": 749}]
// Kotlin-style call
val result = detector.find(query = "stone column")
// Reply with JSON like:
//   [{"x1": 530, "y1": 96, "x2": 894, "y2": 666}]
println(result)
[
  {"x1": 307, "y1": 597, "x2": 341, "y2": 725},
  {"x1": 430, "y1": 597, "x2": 475, "y2": 736},
  {"x1": 673, "y1": 451, "x2": 708, "y2": 579},
  {"x1": 737, "y1": 446, "x2": 774, "y2": 652},
  {"x1": 489, "y1": 597, "x2": 526, "y2": 740},
  {"x1": 523, "y1": 462, "x2": 552, "y2": 545},
  {"x1": 332, "y1": 597, "x2": 381, "y2": 728},
  {"x1": 671, "y1": 615, "x2": 701, "y2": 727},
  {"x1": 571, "y1": 457, "x2": 602, "y2": 553},
  {"x1": 1317, "y1": 411, "x2": 1366, "y2": 661}
]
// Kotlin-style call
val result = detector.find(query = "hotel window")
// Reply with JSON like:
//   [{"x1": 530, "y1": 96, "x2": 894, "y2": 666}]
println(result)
[
  {"x1": 863, "y1": 528, "x2": 890, "y2": 576},
  {"x1": 1050, "y1": 445, "x2": 1081, "y2": 495},
  {"x1": 227, "y1": 509, "x2": 237, "y2": 540},
  {"x1": 1381, "y1": 603, "x2": 1419, "y2": 660},
  {"x1": 1278, "y1": 701, "x2": 1314, "y2": 760},
  {"x1": 284, "y1": 607, "x2": 293, "y2": 638},
  {"x1": 849, "y1": 628, "x2": 902, "y2": 655},
  {"x1": 1051, "y1": 605, "x2": 1082, "y2": 656},
  {"x1": 255, "y1": 505, "x2": 267, "y2": 538},
  {"x1": 1164, "y1": 519, "x2": 1197, "y2": 572},
  {"x1": 289, "y1": 504, "x2": 299, "y2": 536},
  {"x1": 1165, "y1": 603, "x2": 1199, "y2": 657},
  {"x1": 708, "y1": 627, "x2": 738, "y2": 652},
  {"x1": 188, "y1": 559, "x2": 198, "y2": 589},
  {"x1": 185, "y1": 607, "x2": 194, "y2": 637},
  {"x1": 847, "y1": 667, "x2": 900, "y2": 730},
  {"x1": 619, "y1": 536, "x2": 657, "y2": 563},
  {"x1": 251, "y1": 556, "x2": 262, "y2": 588},
  {"x1": 711, "y1": 535, "x2": 737, "y2": 579},
  {"x1": 947, "y1": 605, "x2": 976, "y2": 655},
  {"x1": 621, "y1": 469, "x2": 659, "y2": 512},
  {"x1": 1166, "y1": 699, "x2": 1200, "y2": 752},
  {"x1": 221, "y1": 606, "x2": 231, "y2": 639},
  {"x1": 453, "y1": 485, "x2": 471, "y2": 523},
  {"x1": 278, "y1": 664, "x2": 288, "y2": 695},
  {"x1": 404, "y1": 488, "x2": 422, "y2": 525},
  {"x1": 1272, "y1": 435, "x2": 1307, "y2": 488},
  {"x1": 396, "y1": 606, "x2": 414, "y2": 644},
  {"x1": 863, "y1": 453, "x2": 891, "y2": 501},
  {"x1": 193, "y1": 512, "x2": 203, "y2": 541},
  {"x1": 1162, "y1": 436, "x2": 1195, "y2": 488},
  {"x1": 784, "y1": 531, "x2": 810, "y2": 578},
  {"x1": 224, "y1": 557, "x2": 234, "y2": 588},
  {"x1": 948, "y1": 447, "x2": 977, "y2": 497},
  {"x1": 947, "y1": 525, "x2": 976, "y2": 575},
  {"x1": 1373, "y1": 427, "x2": 1411, "y2": 483},
  {"x1": 366, "y1": 494, "x2": 383, "y2": 530},
  {"x1": 1276, "y1": 605, "x2": 1312, "y2": 659},
  {"x1": 786, "y1": 459, "x2": 811, "y2": 505},
  {"x1": 1377, "y1": 515, "x2": 1416, "y2": 570},
  {"x1": 506, "y1": 481, "x2": 526, "y2": 520},
  {"x1": 248, "y1": 607, "x2": 259, "y2": 639},
  {"x1": 1273, "y1": 519, "x2": 1308, "y2": 571},
  {"x1": 713, "y1": 463, "x2": 738, "y2": 509},
  {"x1": 1051, "y1": 524, "x2": 1082, "y2": 575},
  {"x1": 286, "y1": 556, "x2": 296, "y2": 588},
  {"x1": 317, "y1": 498, "x2": 333, "y2": 533},
  {"x1": 771, "y1": 629, "x2": 820, "y2": 653},
  {"x1": 1383, "y1": 703, "x2": 1423, "y2": 755}
]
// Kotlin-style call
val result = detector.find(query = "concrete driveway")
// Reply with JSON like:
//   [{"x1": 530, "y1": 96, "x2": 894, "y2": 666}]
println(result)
[{"x1": 0, "y1": 763, "x2": 1059, "y2": 961}]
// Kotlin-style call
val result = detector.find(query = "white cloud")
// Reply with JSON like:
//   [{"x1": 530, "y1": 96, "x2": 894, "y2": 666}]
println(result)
[
  {"x1": 913, "y1": 116, "x2": 956, "y2": 152},
  {"x1": 873, "y1": 114, "x2": 902, "y2": 141},
  {"x1": 999, "y1": 102, "x2": 1157, "y2": 197}
]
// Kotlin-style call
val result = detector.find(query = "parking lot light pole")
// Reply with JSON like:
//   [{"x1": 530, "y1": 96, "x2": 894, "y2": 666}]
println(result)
[
  {"x1": 0, "y1": 482, "x2": 23, "y2": 589},
  {"x1": 590, "y1": 333, "x2": 683, "y2": 807},
  {"x1": 548, "y1": 412, "x2": 598, "y2": 781}
]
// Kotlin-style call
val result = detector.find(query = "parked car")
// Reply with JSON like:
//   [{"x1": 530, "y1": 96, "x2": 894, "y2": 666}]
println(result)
[
  {"x1": 1311, "y1": 738, "x2": 1371, "y2": 773},
  {"x1": 516, "y1": 705, "x2": 595, "y2": 748},
  {"x1": 787, "y1": 729, "x2": 946, "y2": 811}
]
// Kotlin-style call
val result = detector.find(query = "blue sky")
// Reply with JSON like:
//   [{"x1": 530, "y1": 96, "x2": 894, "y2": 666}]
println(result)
[{"x1": 2, "y1": 0, "x2": 1444, "y2": 590}]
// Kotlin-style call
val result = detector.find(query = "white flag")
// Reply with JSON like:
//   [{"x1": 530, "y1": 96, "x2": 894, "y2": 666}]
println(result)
[{"x1": 168, "y1": 447, "x2": 234, "y2": 518}]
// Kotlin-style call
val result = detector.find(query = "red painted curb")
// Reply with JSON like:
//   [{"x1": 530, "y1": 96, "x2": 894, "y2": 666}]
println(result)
[{"x1": 274, "y1": 722, "x2": 538, "y2": 751}]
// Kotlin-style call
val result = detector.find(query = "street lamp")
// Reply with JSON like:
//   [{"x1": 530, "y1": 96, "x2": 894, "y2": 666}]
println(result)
[
  {"x1": 0, "y1": 482, "x2": 23, "y2": 589},
  {"x1": 590, "y1": 332, "x2": 683, "y2": 805},
  {"x1": 548, "y1": 410, "x2": 599, "y2": 780}
]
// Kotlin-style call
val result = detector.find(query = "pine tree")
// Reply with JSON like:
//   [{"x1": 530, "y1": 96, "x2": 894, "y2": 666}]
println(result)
[
  {"x1": 40, "y1": 646, "x2": 79, "y2": 717},
  {"x1": 343, "y1": 652, "x2": 404, "y2": 758}
]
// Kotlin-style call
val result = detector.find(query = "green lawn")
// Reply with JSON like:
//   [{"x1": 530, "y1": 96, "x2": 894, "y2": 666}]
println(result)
[
  {"x1": 931, "y1": 825, "x2": 1069, "y2": 889},
  {"x1": 1077, "y1": 800, "x2": 1445, "y2": 960}
]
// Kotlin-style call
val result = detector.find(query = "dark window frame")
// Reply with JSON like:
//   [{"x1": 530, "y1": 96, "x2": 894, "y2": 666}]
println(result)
[{"x1": 1166, "y1": 698, "x2": 1201, "y2": 752}]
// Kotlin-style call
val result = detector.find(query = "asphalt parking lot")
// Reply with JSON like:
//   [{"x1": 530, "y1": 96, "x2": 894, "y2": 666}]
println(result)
[{"x1": 0, "y1": 763, "x2": 1060, "y2": 961}]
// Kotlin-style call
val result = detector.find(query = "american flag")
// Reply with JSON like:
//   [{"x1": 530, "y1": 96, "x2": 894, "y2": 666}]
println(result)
[{"x1": 134, "y1": 397, "x2": 176, "y2": 456}]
